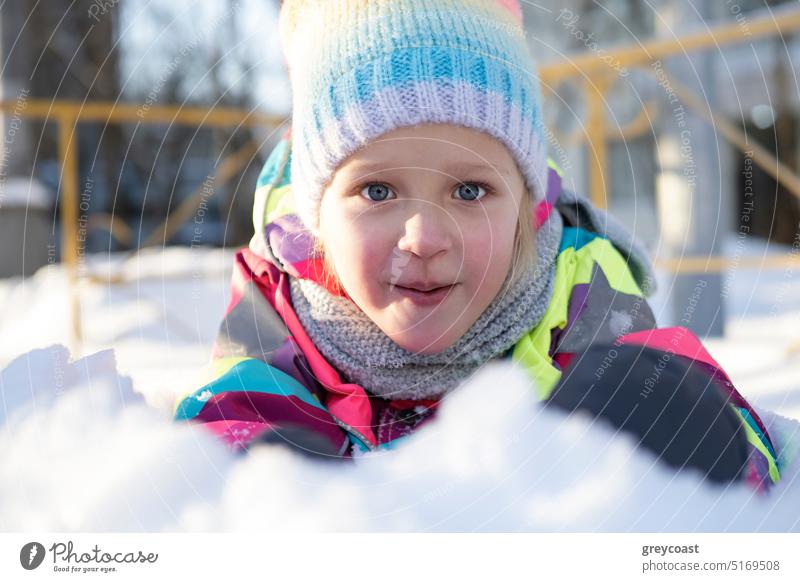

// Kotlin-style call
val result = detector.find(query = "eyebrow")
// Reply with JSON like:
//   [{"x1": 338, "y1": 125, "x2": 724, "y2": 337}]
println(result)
[{"x1": 342, "y1": 159, "x2": 512, "y2": 177}]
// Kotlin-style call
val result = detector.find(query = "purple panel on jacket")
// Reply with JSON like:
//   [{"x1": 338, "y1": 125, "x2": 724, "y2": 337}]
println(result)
[
  {"x1": 545, "y1": 167, "x2": 561, "y2": 205},
  {"x1": 198, "y1": 391, "x2": 348, "y2": 455},
  {"x1": 747, "y1": 445, "x2": 772, "y2": 490},
  {"x1": 374, "y1": 403, "x2": 438, "y2": 445},
  {"x1": 265, "y1": 214, "x2": 319, "y2": 271},
  {"x1": 270, "y1": 339, "x2": 331, "y2": 406}
]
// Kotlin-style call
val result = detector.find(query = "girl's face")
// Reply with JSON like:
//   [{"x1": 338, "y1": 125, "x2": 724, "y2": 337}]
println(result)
[{"x1": 318, "y1": 124, "x2": 526, "y2": 355}]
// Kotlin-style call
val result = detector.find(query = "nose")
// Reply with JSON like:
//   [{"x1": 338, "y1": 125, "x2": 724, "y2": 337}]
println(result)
[{"x1": 396, "y1": 205, "x2": 453, "y2": 260}]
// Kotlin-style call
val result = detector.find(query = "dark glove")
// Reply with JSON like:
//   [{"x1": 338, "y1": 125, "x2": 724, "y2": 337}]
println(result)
[
  {"x1": 253, "y1": 423, "x2": 345, "y2": 460},
  {"x1": 546, "y1": 344, "x2": 750, "y2": 483}
]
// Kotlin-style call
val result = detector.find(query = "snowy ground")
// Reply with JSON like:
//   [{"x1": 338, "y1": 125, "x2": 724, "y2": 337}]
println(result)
[
  {"x1": 1, "y1": 241, "x2": 799, "y2": 531},
  {"x1": 0, "y1": 246, "x2": 234, "y2": 415},
  {"x1": 1, "y1": 344, "x2": 799, "y2": 532}
]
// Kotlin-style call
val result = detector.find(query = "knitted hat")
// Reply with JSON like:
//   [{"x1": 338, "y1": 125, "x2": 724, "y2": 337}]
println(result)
[{"x1": 279, "y1": 0, "x2": 548, "y2": 236}]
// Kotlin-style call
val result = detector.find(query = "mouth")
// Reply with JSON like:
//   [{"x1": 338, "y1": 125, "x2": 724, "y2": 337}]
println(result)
[{"x1": 392, "y1": 283, "x2": 457, "y2": 306}]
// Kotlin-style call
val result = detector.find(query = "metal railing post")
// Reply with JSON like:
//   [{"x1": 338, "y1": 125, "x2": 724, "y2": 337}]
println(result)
[
  {"x1": 57, "y1": 114, "x2": 82, "y2": 354},
  {"x1": 586, "y1": 75, "x2": 611, "y2": 209}
]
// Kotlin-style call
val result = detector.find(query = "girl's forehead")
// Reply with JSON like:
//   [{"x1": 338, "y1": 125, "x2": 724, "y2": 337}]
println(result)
[
  {"x1": 337, "y1": 125, "x2": 517, "y2": 174},
  {"x1": 338, "y1": 158, "x2": 514, "y2": 180}
]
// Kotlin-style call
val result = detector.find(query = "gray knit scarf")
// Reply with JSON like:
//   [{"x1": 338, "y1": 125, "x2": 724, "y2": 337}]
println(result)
[
  {"x1": 290, "y1": 210, "x2": 564, "y2": 400},
  {"x1": 289, "y1": 195, "x2": 655, "y2": 401}
]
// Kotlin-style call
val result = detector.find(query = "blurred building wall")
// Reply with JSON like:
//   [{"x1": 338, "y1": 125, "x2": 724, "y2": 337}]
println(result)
[{"x1": 0, "y1": 1, "x2": 120, "y2": 276}]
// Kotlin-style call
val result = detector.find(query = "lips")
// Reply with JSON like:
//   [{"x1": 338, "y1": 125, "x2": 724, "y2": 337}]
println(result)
[
  {"x1": 396, "y1": 282, "x2": 452, "y2": 292},
  {"x1": 392, "y1": 283, "x2": 457, "y2": 306}
]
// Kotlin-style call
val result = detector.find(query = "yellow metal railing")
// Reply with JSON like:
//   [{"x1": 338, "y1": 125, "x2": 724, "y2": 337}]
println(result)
[
  {"x1": 0, "y1": 100, "x2": 285, "y2": 352},
  {"x1": 539, "y1": 8, "x2": 800, "y2": 83},
  {"x1": 538, "y1": 6, "x2": 800, "y2": 279},
  {"x1": 539, "y1": 7, "x2": 800, "y2": 209}
]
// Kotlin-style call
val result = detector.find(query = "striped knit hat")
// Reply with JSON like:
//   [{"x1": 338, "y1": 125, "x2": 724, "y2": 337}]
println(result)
[{"x1": 279, "y1": 0, "x2": 547, "y2": 235}]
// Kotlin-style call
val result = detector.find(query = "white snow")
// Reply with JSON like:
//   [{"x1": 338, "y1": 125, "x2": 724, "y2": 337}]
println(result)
[
  {"x1": 0, "y1": 246, "x2": 234, "y2": 414},
  {"x1": 0, "y1": 178, "x2": 52, "y2": 209},
  {"x1": 0, "y1": 244, "x2": 799, "y2": 532},
  {"x1": 0, "y1": 346, "x2": 233, "y2": 531},
  {"x1": 1, "y1": 346, "x2": 798, "y2": 532}
]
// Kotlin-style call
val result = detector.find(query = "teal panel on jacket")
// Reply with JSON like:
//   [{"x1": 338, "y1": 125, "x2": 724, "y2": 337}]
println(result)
[
  {"x1": 559, "y1": 226, "x2": 605, "y2": 253},
  {"x1": 737, "y1": 406, "x2": 778, "y2": 461},
  {"x1": 175, "y1": 358, "x2": 326, "y2": 421},
  {"x1": 256, "y1": 140, "x2": 291, "y2": 188}
]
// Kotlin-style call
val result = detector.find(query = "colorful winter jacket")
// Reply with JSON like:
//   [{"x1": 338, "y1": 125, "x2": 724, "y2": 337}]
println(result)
[{"x1": 174, "y1": 131, "x2": 781, "y2": 492}]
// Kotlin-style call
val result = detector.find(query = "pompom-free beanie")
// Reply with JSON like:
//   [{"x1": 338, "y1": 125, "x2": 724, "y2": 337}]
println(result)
[{"x1": 279, "y1": 0, "x2": 547, "y2": 235}]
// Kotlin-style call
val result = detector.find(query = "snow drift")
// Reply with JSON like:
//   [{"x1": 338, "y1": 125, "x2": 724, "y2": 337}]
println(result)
[{"x1": 1, "y1": 345, "x2": 798, "y2": 532}]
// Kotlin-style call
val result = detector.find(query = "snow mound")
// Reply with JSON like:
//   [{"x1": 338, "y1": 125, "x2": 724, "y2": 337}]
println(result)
[
  {"x1": 0, "y1": 346, "x2": 234, "y2": 531},
  {"x1": 1, "y1": 346, "x2": 799, "y2": 532}
]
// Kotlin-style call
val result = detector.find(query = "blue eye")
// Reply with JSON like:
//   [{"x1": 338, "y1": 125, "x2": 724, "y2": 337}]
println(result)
[
  {"x1": 456, "y1": 183, "x2": 486, "y2": 201},
  {"x1": 361, "y1": 183, "x2": 393, "y2": 202}
]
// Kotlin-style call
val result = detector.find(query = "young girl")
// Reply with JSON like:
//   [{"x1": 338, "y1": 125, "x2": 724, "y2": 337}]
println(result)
[{"x1": 175, "y1": 0, "x2": 780, "y2": 492}]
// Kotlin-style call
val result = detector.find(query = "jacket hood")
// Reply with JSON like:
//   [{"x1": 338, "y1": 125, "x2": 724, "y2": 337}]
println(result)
[{"x1": 248, "y1": 128, "x2": 657, "y2": 297}]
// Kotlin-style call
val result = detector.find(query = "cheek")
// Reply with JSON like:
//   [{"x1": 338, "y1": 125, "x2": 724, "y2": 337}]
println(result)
[
  {"x1": 347, "y1": 235, "x2": 387, "y2": 286},
  {"x1": 325, "y1": 216, "x2": 393, "y2": 298},
  {"x1": 461, "y1": 216, "x2": 517, "y2": 287}
]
